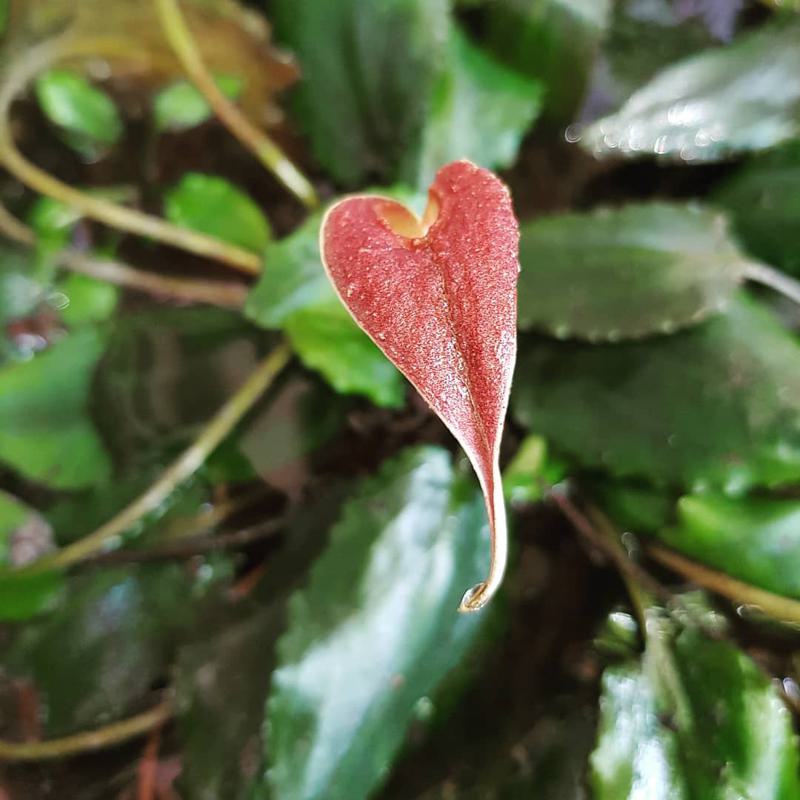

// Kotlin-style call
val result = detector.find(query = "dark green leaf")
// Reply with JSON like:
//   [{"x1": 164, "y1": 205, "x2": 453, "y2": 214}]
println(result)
[
  {"x1": 34, "y1": 69, "x2": 123, "y2": 158},
  {"x1": 592, "y1": 614, "x2": 800, "y2": 799},
  {"x1": 656, "y1": 494, "x2": 800, "y2": 600},
  {"x1": 272, "y1": 0, "x2": 449, "y2": 185},
  {"x1": 164, "y1": 173, "x2": 272, "y2": 253},
  {"x1": 518, "y1": 203, "x2": 746, "y2": 341},
  {"x1": 512, "y1": 296, "x2": 800, "y2": 492},
  {"x1": 284, "y1": 304, "x2": 405, "y2": 408},
  {"x1": 0, "y1": 327, "x2": 111, "y2": 489},
  {"x1": 153, "y1": 74, "x2": 243, "y2": 132},
  {"x1": 580, "y1": 23, "x2": 800, "y2": 162},
  {"x1": 402, "y1": 27, "x2": 542, "y2": 189},
  {"x1": 714, "y1": 141, "x2": 800, "y2": 277},
  {"x1": 0, "y1": 570, "x2": 64, "y2": 622},
  {"x1": 485, "y1": 0, "x2": 612, "y2": 122},
  {"x1": 265, "y1": 446, "x2": 491, "y2": 800}
]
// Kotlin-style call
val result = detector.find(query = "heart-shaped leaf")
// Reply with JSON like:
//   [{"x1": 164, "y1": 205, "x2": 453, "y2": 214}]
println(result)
[{"x1": 320, "y1": 161, "x2": 519, "y2": 610}]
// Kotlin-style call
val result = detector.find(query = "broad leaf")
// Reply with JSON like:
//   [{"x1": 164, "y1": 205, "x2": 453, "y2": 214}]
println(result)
[
  {"x1": 485, "y1": 0, "x2": 612, "y2": 121},
  {"x1": 321, "y1": 162, "x2": 519, "y2": 610},
  {"x1": 512, "y1": 296, "x2": 800, "y2": 492},
  {"x1": 153, "y1": 74, "x2": 243, "y2": 132},
  {"x1": 592, "y1": 614, "x2": 800, "y2": 799},
  {"x1": 164, "y1": 173, "x2": 272, "y2": 253},
  {"x1": 517, "y1": 203, "x2": 747, "y2": 340},
  {"x1": 265, "y1": 446, "x2": 490, "y2": 800},
  {"x1": 34, "y1": 69, "x2": 123, "y2": 158},
  {"x1": 271, "y1": 0, "x2": 450, "y2": 185},
  {"x1": 0, "y1": 327, "x2": 111, "y2": 489},
  {"x1": 402, "y1": 27, "x2": 542, "y2": 189},
  {"x1": 714, "y1": 141, "x2": 800, "y2": 277},
  {"x1": 580, "y1": 22, "x2": 800, "y2": 162}
]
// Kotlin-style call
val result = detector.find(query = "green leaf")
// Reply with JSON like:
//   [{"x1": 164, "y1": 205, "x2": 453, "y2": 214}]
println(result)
[
  {"x1": 656, "y1": 494, "x2": 800, "y2": 600},
  {"x1": 0, "y1": 327, "x2": 111, "y2": 489},
  {"x1": 485, "y1": 0, "x2": 612, "y2": 122},
  {"x1": 0, "y1": 570, "x2": 64, "y2": 622},
  {"x1": 512, "y1": 296, "x2": 800, "y2": 493},
  {"x1": 284, "y1": 304, "x2": 405, "y2": 408},
  {"x1": 0, "y1": 491, "x2": 29, "y2": 565},
  {"x1": 265, "y1": 446, "x2": 491, "y2": 800},
  {"x1": 164, "y1": 173, "x2": 271, "y2": 253},
  {"x1": 153, "y1": 74, "x2": 243, "y2": 132},
  {"x1": 592, "y1": 614, "x2": 800, "y2": 799},
  {"x1": 518, "y1": 203, "x2": 747, "y2": 341},
  {"x1": 580, "y1": 22, "x2": 800, "y2": 162},
  {"x1": 714, "y1": 141, "x2": 800, "y2": 277},
  {"x1": 59, "y1": 273, "x2": 119, "y2": 326},
  {"x1": 34, "y1": 69, "x2": 123, "y2": 158},
  {"x1": 402, "y1": 27, "x2": 542, "y2": 189},
  {"x1": 0, "y1": 245, "x2": 44, "y2": 329},
  {"x1": 272, "y1": 0, "x2": 450, "y2": 185},
  {"x1": 502, "y1": 434, "x2": 567, "y2": 506}
]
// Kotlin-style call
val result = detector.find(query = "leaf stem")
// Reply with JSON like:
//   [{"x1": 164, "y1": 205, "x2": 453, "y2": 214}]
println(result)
[
  {"x1": 649, "y1": 544, "x2": 800, "y2": 625},
  {"x1": 744, "y1": 262, "x2": 800, "y2": 307},
  {"x1": 0, "y1": 36, "x2": 262, "y2": 274},
  {"x1": 153, "y1": 0, "x2": 319, "y2": 210},
  {"x1": 0, "y1": 698, "x2": 172, "y2": 762},
  {"x1": 23, "y1": 342, "x2": 291, "y2": 571}
]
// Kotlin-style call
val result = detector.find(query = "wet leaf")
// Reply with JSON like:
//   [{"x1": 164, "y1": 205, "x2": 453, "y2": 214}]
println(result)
[
  {"x1": 402, "y1": 27, "x2": 543, "y2": 189},
  {"x1": 272, "y1": 0, "x2": 449, "y2": 185},
  {"x1": 581, "y1": 22, "x2": 800, "y2": 162},
  {"x1": 512, "y1": 296, "x2": 800, "y2": 492},
  {"x1": 0, "y1": 327, "x2": 111, "y2": 489},
  {"x1": 34, "y1": 69, "x2": 123, "y2": 158},
  {"x1": 713, "y1": 141, "x2": 800, "y2": 277},
  {"x1": 153, "y1": 73, "x2": 243, "y2": 132},
  {"x1": 164, "y1": 173, "x2": 272, "y2": 253},
  {"x1": 485, "y1": 0, "x2": 612, "y2": 121},
  {"x1": 321, "y1": 161, "x2": 519, "y2": 609},
  {"x1": 592, "y1": 614, "x2": 800, "y2": 799},
  {"x1": 517, "y1": 203, "x2": 747, "y2": 341},
  {"x1": 265, "y1": 446, "x2": 490, "y2": 800}
]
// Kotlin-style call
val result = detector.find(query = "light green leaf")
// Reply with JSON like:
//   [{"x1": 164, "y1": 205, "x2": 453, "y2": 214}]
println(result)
[
  {"x1": 714, "y1": 141, "x2": 800, "y2": 277},
  {"x1": 265, "y1": 446, "x2": 490, "y2": 800},
  {"x1": 503, "y1": 434, "x2": 567, "y2": 506},
  {"x1": 34, "y1": 69, "x2": 123, "y2": 158},
  {"x1": 402, "y1": 27, "x2": 542, "y2": 188},
  {"x1": 284, "y1": 304, "x2": 405, "y2": 408},
  {"x1": 518, "y1": 203, "x2": 747, "y2": 341},
  {"x1": 512, "y1": 296, "x2": 800, "y2": 492},
  {"x1": 486, "y1": 0, "x2": 612, "y2": 121},
  {"x1": 153, "y1": 74, "x2": 243, "y2": 132},
  {"x1": 59, "y1": 273, "x2": 119, "y2": 326},
  {"x1": 272, "y1": 0, "x2": 450, "y2": 185},
  {"x1": 0, "y1": 246, "x2": 44, "y2": 329},
  {"x1": 164, "y1": 173, "x2": 271, "y2": 253},
  {"x1": 581, "y1": 23, "x2": 800, "y2": 162},
  {"x1": 0, "y1": 327, "x2": 111, "y2": 489},
  {"x1": 592, "y1": 614, "x2": 800, "y2": 799}
]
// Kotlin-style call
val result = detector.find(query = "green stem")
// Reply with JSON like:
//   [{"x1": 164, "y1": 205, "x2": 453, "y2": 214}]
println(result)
[
  {"x1": 0, "y1": 699, "x2": 171, "y2": 762},
  {"x1": 154, "y1": 0, "x2": 319, "y2": 210},
  {"x1": 0, "y1": 36, "x2": 262, "y2": 275},
  {"x1": 24, "y1": 342, "x2": 291, "y2": 571}
]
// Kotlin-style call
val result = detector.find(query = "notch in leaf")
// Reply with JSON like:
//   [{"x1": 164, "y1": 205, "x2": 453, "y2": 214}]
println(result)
[{"x1": 320, "y1": 160, "x2": 519, "y2": 612}]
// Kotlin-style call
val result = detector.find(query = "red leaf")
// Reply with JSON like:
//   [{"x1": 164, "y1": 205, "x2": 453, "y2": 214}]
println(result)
[{"x1": 320, "y1": 160, "x2": 519, "y2": 612}]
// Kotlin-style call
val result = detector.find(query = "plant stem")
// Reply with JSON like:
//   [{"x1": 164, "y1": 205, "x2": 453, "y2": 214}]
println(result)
[
  {"x1": 154, "y1": 0, "x2": 319, "y2": 210},
  {"x1": 24, "y1": 342, "x2": 291, "y2": 571},
  {"x1": 0, "y1": 36, "x2": 262, "y2": 275},
  {"x1": 744, "y1": 262, "x2": 800, "y2": 307},
  {"x1": 0, "y1": 698, "x2": 172, "y2": 762},
  {"x1": 649, "y1": 545, "x2": 800, "y2": 625}
]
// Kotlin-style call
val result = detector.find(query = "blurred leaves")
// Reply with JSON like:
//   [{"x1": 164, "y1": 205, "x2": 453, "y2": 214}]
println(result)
[
  {"x1": 402, "y1": 27, "x2": 542, "y2": 189},
  {"x1": 153, "y1": 74, "x2": 243, "y2": 133},
  {"x1": 513, "y1": 296, "x2": 800, "y2": 492},
  {"x1": 265, "y1": 446, "x2": 490, "y2": 800},
  {"x1": 272, "y1": 0, "x2": 450, "y2": 185},
  {"x1": 517, "y1": 203, "x2": 746, "y2": 341},
  {"x1": 0, "y1": 327, "x2": 111, "y2": 489},
  {"x1": 581, "y1": 22, "x2": 800, "y2": 161},
  {"x1": 164, "y1": 172, "x2": 272, "y2": 253},
  {"x1": 0, "y1": 245, "x2": 44, "y2": 329},
  {"x1": 34, "y1": 69, "x2": 123, "y2": 159},
  {"x1": 592, "y1": 613, "x2": 800, "y2": 799}
]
